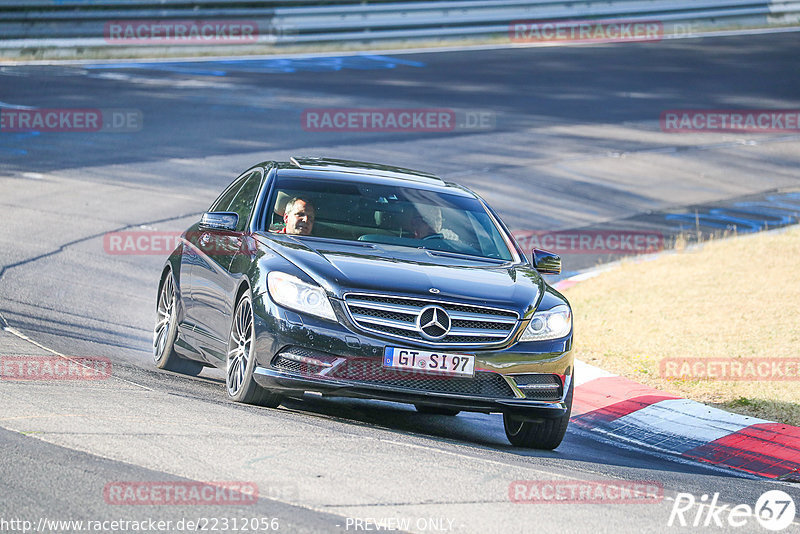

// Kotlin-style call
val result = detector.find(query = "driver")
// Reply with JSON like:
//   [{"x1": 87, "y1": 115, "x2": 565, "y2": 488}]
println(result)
[
  {"x1": 408, "y1": 205, "x2": 442, "y2": 239},
  {"x1": 282, "y1": 197, "x2": 315, "y2": 235},
  {"x1": 407, "y1": 204, "x2": 459, "y2": 241}
]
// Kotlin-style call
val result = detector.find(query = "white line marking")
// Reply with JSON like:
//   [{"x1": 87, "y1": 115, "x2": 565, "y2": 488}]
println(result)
[
  {"x1": 0, "y1": 101, "x2": 36, "y2": 109},
  {"x1": 2, "y1": 326, "x2": 152, "y2": 391}
]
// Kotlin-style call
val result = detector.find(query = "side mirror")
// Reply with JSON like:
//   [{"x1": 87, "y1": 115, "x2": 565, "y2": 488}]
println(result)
[
  {"x1": 532, "y1": 249, "x2": 561, "y2": 275},
  {"x1": 199, "y1": 212, "x2": 238, "y2": 232}
]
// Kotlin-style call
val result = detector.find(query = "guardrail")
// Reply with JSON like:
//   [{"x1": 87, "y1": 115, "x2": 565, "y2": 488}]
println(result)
[{"x1": 1, "y1": 0, "x2": 798, "y2": 52}]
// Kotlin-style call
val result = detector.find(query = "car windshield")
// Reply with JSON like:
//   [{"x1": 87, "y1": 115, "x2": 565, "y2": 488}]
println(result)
[{"x1": 263, "y1": 176, "x2": 515, "y2": 261}]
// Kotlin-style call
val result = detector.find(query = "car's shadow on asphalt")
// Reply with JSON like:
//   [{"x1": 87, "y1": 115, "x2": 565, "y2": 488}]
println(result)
[
  {"x1": 265, "y1": 395, "x2": 745, "y2": 480},
  {"x1": 146, "y1": 364, "x2": 748, "y2": 480},
  {"x1": 275, "y1": 392, "x2": 766, "y2": 484},
  {"x1": 280, "y1": 394, "x2": 515, "y2": 448}
]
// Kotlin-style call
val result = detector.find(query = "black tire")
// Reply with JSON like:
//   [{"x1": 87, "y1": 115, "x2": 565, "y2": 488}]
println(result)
[
  {"x1": 503, "y1": 379, "x2": 573, "y2": 450},
  {"x1": 414, "y1": 404, "x2": 461, "y2": 416},
  {"x1": 226, "y1": 291, "x2": 282, "y2": 408},
  {"x1": 153, "y1": 270, "x2": 204, "y2": 376}
]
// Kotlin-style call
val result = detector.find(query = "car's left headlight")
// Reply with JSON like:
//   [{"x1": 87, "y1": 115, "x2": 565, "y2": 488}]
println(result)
[
  {"x1": 267, "y1": 271, "x2": 337, "y2": 322},
  {"x1": 519, "y1": 304, "x2": 571, "y2": 341}
]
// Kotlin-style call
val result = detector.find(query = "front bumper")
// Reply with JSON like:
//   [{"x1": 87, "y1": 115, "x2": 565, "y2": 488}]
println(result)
[
  {"x1": 251, "y1": 293, "x2": 574, "y2": 418},
  {"x1": 254, "y1": 367, "x2": 570, "y2": 419}
]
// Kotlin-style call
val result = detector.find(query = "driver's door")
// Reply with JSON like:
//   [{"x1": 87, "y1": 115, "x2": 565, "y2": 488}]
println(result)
[{"x1": 190, "y1": 169, "x2": 264, "y2": 362}]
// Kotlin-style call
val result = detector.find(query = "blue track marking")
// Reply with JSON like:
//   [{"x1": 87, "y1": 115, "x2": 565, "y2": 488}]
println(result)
[
  {"x1": 83, "y1": 54, "x2": 425, "y2": 76},
  {"x1": 84, "y1": 64, "x2": 228, "y2": 76},
  {"x1": 0, "y1": 129, "x2": 38, "y2": 156},
  {"x1": 0, "y1": 147, "x2": 28, "y2": 155},
  {"x1": 665, "y1": 192, "x2": 800, "y2": 233}
]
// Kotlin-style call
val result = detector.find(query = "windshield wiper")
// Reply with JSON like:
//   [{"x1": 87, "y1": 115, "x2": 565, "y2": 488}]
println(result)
[{"x1": 422, "y1": 248, "x2": 508, "y2": 264}]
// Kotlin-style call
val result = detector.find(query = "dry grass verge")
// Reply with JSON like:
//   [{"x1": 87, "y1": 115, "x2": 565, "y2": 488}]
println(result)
[{"x1": 565, "y1": 225, "x2": 800, "y2": 426}]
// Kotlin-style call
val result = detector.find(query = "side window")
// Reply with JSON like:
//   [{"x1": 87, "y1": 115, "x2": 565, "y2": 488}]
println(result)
[
  {"x1": 209, "y1": 173, "x2": 249, "y2": 213},
  {"x1": 227, "y1": 170, "x2": 264, "y2": 232}
]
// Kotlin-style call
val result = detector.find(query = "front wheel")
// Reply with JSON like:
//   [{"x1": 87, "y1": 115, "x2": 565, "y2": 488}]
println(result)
[
  {"x1": 503, "y1": 379, "x2": 573, "y2": 450},
  {"x1": 153, "y1": 270, "x2": 203, "y2": 376},
  {"x1": 226, "y1": 292, "x2": 282, "y2": 408}
]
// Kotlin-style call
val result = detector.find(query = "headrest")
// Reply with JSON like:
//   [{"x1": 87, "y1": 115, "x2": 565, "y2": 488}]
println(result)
[{"x1": 274, "y1": 191, "x2": 292, "y2": 217}]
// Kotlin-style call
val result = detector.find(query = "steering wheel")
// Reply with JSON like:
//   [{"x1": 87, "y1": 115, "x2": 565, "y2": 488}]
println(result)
[{"x1": 421, "y1": 233, "x2": 444, "y2": 241}]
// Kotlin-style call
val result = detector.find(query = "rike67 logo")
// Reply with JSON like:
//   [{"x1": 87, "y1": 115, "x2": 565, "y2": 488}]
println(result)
[{"x1": 668, "y1": 490, "x2": 796, "y2": 531}]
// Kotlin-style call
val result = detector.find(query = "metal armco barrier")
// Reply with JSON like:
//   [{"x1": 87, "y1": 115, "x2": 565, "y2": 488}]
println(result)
[{"x1": 0, "y1": 0, "x2": 798, "y2": 50}]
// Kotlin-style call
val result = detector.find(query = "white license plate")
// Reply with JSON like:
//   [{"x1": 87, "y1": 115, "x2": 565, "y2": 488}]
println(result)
[{"x1": 383, "y1": 347, "x2": 475, "y2": 377}]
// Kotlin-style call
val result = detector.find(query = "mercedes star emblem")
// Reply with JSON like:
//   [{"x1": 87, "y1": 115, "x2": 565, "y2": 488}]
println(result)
[{"x1": 417, "y1": 305, "x2": 451, "y2": 340}]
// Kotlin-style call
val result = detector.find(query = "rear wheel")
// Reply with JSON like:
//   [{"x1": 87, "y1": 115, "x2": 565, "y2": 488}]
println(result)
[
  {"x1": 503, "y1": 380, "x2": 573, "y2": 450},
  {"x1": 153, "y1": 270, "x2": 203, "y2": 376},
  {"x1": 414, "y1": 404, "x2": 460, "y2": 416},
  {"x1": 226, "y1": 292, "x2": 282, "y2": 408}
]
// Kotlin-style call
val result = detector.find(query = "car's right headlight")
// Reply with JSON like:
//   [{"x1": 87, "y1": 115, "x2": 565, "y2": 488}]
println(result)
[
  {"x1": 267, "y1": 271, "x2": 336, "y2": 322},
  {"x1": 519, "y1": 304, "x2": 571, "y2": 341}
]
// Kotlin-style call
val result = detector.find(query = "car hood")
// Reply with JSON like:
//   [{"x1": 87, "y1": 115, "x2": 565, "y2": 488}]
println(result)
[{"x1": 259, "y1": 234, "x2": 544, "y2": 316}]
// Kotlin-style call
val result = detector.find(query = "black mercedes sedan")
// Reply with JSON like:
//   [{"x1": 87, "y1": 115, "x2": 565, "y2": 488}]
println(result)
[{"x1": 154, "y1": 157, "x2": 574, "y2": 449}]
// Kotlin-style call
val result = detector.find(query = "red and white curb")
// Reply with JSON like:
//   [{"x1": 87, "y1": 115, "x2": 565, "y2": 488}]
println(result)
[{"x1": 554, "y1": 274, "x2": 800, "y2": 481}]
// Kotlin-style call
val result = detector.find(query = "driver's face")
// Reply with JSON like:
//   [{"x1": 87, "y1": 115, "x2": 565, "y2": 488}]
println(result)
[
  {"x1": 410, "y1": 208, "x2": 442, "y2": 238},
  {"x1": 284, "y1": 200, "x2": 315, "y2": 235}
]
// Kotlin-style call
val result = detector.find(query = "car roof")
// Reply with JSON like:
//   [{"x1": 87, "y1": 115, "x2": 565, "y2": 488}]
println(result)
[
  {"x1": 262, "y1": 157, "x2": 475, "y2": 197},
  {"x1": 288, "y1": 156, "x2": 442, "y2": 183}
]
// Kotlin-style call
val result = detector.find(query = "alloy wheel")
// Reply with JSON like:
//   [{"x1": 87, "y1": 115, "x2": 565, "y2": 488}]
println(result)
[
  {"x1": 227, "y1": 295, "x2": 254, "y2": 397},
  {"x1": 153, "y1": 274, "x2": 175, "y2": 362}
]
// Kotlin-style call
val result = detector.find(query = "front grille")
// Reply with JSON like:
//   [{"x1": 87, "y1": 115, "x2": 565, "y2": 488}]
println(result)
[
  {"x1": 344, "y1": 293, "x2": 519, "y2": 347},
  {"x1": 510, "y1": 374, "x2": 563, "y2": 401},
  {"x1": 327, "y1": 360, "x2": 515, "y2": 398},
  {"x1": 273, "y1": 356, "x2": 309, "y2": 374},
  {"x1": 272, "y1": 348, "x2": 515, "y2": 399},
  {"x1": 272, "y1": 347, "x2": 339, "y2": 375}
]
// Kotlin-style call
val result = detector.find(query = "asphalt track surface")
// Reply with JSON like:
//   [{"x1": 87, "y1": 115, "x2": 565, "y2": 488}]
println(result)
[{"x1": 1, "y1": 33, "x2": 799, "y2": 533}]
